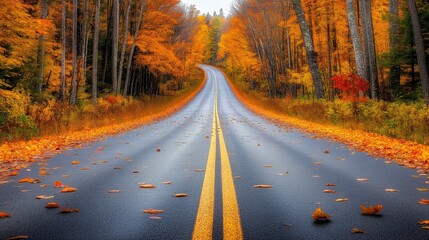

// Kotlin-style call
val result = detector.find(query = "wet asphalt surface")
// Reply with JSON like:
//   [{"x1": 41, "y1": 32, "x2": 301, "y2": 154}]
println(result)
[{"x1": 1, "y1": 65, "x2": 429, "y2": 240}]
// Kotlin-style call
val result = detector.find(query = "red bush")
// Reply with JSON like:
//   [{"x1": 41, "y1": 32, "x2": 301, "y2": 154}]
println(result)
[{"x1": 331, "y1": 73, "x2": 369, "y2": 102}]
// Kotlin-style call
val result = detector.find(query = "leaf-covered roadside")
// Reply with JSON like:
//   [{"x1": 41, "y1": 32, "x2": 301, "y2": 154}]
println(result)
[
  {"x1": 0, "y1": 75, "x2": 206, "y2": 180},
  {"x1": 226, "y1": 72, "x2": 429, "y2": 172}
]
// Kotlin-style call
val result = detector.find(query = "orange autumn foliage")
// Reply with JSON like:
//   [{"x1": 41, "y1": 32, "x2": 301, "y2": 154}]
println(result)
[
  {"x1": 311, "y1": 207, "x2": 330, "y2": 221},
  {"x1": 225, "y1": 73, "x2": 429, "y2": 172},
  {"x1": 0, "y1": 211, "x2": 11, "y2": 218},
  {"x1": 360, "y1": 204, "x2": 383, "y2": 215}
]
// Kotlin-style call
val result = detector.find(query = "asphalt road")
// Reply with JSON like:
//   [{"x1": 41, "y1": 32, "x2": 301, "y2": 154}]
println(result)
[{"x1": 1, "y1": 65, "x2": 429, "y2": 240}]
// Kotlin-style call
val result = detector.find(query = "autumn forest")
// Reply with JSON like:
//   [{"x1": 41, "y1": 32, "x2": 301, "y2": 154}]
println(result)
[{"x1": 1, "y1": 0, "x2": 429, "y2": 145}]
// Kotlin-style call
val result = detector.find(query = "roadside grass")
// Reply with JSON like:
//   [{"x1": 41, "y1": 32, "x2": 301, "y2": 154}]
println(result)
[{"x1": 223, "y1": 70, "x2": 429, "y2": 171}]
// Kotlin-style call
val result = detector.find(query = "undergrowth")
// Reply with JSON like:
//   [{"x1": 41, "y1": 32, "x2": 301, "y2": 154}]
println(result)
[{"x1": 0, "y1": 68, "x2": 204, "y2": 143}]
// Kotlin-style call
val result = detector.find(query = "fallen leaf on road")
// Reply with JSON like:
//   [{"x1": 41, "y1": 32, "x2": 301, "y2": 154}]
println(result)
[
  {"x1": 351, "y1": 228, "x2": 365, "y2": 233},
  {"x1": 45, "y1": 202, "x2": 60, "y2": 208},
  {"x1": 40, "y1": 184, "x2": 47, "y2": 188},
  {"x1": 326, "y1": 183, "x2": 336, "y2": 186},
  {"x1": 36, "y1": 195, "x2": 54, "y2": 199},
  {"x1": 422, "y1": 226, "x2": 429, "y2": 230},
  {"x1": 311, "y1": 208, "x2": 330, "y2": 221},
  {"x1": 418, "y1": 220, "x2": 429, "y2": 225},
  {"x1": 0, "y1": 212, "x2": 11, "y2": 218},
  {"x1": 163, "y1": 181, "x2": 172, "y2": 184},
  {"x1": 107, "y1": 190, "x2": 121, "y2": 193},
  {"x1": 98, "y1": 160, "x2": 108, "y2": 164},
  {"x1": 132, "y1": 171, "x2": 140, "y2": 174},
  {"x1": 175, "y1": 193, "x2": 188, "y2": 197},
  {"x1": 61, "y1": 187, "x2": 77, "y2": 193},
  {"x1": 323, "y1": 189, "x2": 336, "y2": 193},
  {"x1": 18, "y1": 178, "x2": 36, "y2": 183},
  {"x1": 418, "y1": 199, "x2": 429, "y2": 205},
  {"x1": 143, "y1": 209, "x2": 164, "y2": 214},
  {"x1": 336, "y1": 198, "x2": 349, "y2": 202},
  {"x1": 39, "y1": 170, "x2": 48, "y2": 176},
  {"x1": 7, "y1": 236, "x2": 29, "y2": 240},
  {"x1": 80, "y1": 167, "x2": 91, "y2": 171},
  {"x1": 71, "y1": 161, "x2": 80, "y2": 165},
  {"x1": 253, "y1": 184, "x2": 272, "y2": 188},
  {"x1": 139, "y1": 184, "x2": 156, "y2": 188},
  {"x1": 60, "y1": 208, "x2": 73, "y2": 214},
  {"x1": 9, "y1": 171, "x2": 19, "y2": 176},
  {"x1": 417, "y1": 188, "x2": 429, "y2": 192},
  {"x1": 324, "y1": 150, "x2": 329, "y2": 154},
  {"x1": 53, "y1": 181, "x2": 63, "y2": 188},
  {"x1": 156, "y1": 148, "x2": 161, "y2": 152},
  {"x1": 263, "y1": 165, "x2": 273, "y2": 168},
  {"x1": 356, "y1": 178, "x2": 368, "y2": 182},
  {"x1": 20, "y1": 190, "x2": 31, "y2": 193},
  {"x1": 314, "y1": 162, "x2": 321, "y2": 165},
  {"x1": 360, "y1": 204, "x2": 382, "y2": 215},
  {"x1": 385, "y1": 189, "x2": 399, "y2": 192}
]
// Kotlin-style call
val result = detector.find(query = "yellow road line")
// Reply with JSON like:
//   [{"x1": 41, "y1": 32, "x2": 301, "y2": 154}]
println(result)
[
  {"x1": 216, "y1": 90, "x2": 243, "y2": 240},
  {"x1": 192, "y1": 76, "x2": 217, "y2": 240},
  {"x1": 193, "y1": 70, "x2": 242, "y2": 239}
]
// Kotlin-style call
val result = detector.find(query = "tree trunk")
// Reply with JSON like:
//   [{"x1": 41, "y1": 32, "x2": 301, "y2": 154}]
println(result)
[
  {"x1": 346, "y1": 0, "x2": 365, "y2": 79},
  {"x1": 408, "y1": 0, "x2": 429, "y2": 102},
  {"x1": 117, "y1": 0, "x2": 131, "y2": 95},
  {"x1": 69, "y1": 0, "x2": 78, "y2": 105},
  {"x1": 359, "y1": 0, "x2": 378, "y2": 99},
  {"x1": 124, "y1": 1, "x2": 145, "y2": 96},
  {"x1": 37, "y1": 0, "x2": 48, "y2": 93},
  {"x1": 60, "y1": 0, "x2": 66, "y2": 102},
  {"x1": 112, "y1": 0, "x2": 119, "y2": 94},
  {"x1": 92, "y1": 0, "x2": 101, "y2": 103},
  {"x1": 80, "y1": 0, "x2": 89, "y2": 92},
  {"x1": 389, "y1": 0, "x2": 400, "y2": 98},
  {"x1": 291, "y1": 0, "x2": 324, "y2": 99}
]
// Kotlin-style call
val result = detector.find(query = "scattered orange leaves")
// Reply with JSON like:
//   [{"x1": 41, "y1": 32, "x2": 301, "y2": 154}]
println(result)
[
  {"x1": 323, "y1": 189, "x2": 336, "y2": 193},
  {"x1": 7, "y1": 236, "x2": 29, "y2": 239},
  {"x1": 45, "y1": 202, "x2": 60, "y2": 208},
  {"x1": 311, "y1": 208, "x2": 330, "y2": 221},
  {"x1": 419, "y1": 220, "x2": 429, "y2": 225},
  {"x1": 61, "y1": 187, "x2": 77, "y2": 193},
  {"x1": 385, "y1": 189, "x2": 399, "y2": 192},
  {"x1": 9, "y1": 171, "x2": 18, "y2": 176},
  {"x1": 417, "y1": 188, "x2": 429, "y2": 192},
  {"x1": 143, "y1": 209, "x2": 164, "y2": 214},
  {"x1": 139, "y1": 184, "x2": 156, "y2": 188},
  {"x1": 107, "y1": 190, "x2": 121, "y2": 193},
  {"x1": 418, "y1": 199, "x2": 429, "y2": 205},
  {"x1": 60, "y1": 208, "x2": 79, "y2": 214},
  {"x1": 36, "y1": 195, "x2": 54, "y2": 199},
  {"x1": 53, "y1": 181, "x2": 63, "y2": 188},
  {"x1": 351, "y1": 228, "x2": 365, "y2": 234},
  {"x1": 0, "y1": 211, "x2": 11, "y2": 218},
  {"x1": 71, "y1": 161, "x2": 80, "y2": 165},
  {"x1": 18, "y1": 178, "x2": 37, "y2": 183},
  {"x1": 253, "y1": 184, "x2": 272, "y2": 188},
  {"x1": 174, "y1": 193, "x2": 188, "y2": 197},
  {"x1": 360, "y1": 204, "x2": 383, "y2": 215}
]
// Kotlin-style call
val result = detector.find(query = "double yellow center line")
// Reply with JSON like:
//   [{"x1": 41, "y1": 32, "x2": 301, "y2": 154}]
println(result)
[{"x1": 193, "y1": 72, "x2": 243, "y2": 240}]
